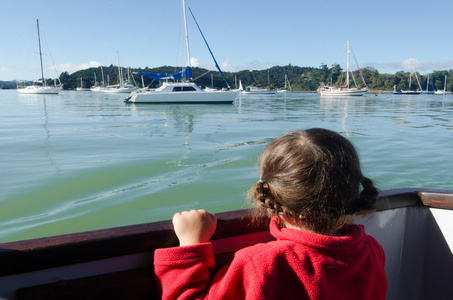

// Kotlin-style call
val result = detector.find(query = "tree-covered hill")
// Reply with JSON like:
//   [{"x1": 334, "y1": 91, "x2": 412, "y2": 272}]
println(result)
[{"x1": 5, "y1": 64, "x2": 452, "y2": 92}]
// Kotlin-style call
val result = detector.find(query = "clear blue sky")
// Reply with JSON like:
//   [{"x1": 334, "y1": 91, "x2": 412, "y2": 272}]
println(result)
[{"x1": 1, "y1": 0, "x2": 453, "y2": 81}]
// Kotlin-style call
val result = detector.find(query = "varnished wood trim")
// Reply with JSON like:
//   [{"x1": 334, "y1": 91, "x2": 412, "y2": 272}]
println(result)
[{"x1": 419, "y1": 191, "x2": 453, "y2": 210}]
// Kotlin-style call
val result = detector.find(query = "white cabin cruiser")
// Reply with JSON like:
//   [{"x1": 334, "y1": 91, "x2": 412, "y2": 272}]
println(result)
[{"x1": 125, "y1": 80, "x2": 239, "y2": 103}]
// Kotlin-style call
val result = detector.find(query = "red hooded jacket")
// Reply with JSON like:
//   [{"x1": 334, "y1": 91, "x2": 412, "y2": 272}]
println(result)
[{"x1": 154, "y1": 216, "x2": 387, "y2": 300}]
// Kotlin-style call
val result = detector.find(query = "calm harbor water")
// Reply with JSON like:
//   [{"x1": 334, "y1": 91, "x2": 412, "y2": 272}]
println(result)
[{"x1": 0, "y1": 90, "x2": 452, "y2": 243}]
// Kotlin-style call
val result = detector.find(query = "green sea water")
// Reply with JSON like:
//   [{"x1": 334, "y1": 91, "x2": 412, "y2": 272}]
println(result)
[{"x1": 0, "y1": 90, "x2": 452, "y2": 242}]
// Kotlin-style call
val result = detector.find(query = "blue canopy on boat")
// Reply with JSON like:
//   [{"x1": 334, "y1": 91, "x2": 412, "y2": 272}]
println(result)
[{"x1": 136, "y1": 67, "x2": 192, "y2": 81}]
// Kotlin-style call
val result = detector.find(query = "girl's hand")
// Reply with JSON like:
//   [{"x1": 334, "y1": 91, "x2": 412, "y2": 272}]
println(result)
[{"x1": 172, "y1": 209, "x2": 217, "y2": 246}]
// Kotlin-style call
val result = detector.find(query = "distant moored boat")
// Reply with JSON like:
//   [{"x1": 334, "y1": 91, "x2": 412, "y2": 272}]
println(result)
[
  {"x1": 125, "y1": 0, "x2": 239, "y2": 104},
  {"x1": 17, "y1": 20, "x2": 62, "y2": 95},
  {"x1": 318, "y1": 40, "x2": 368, "y2": 97}
]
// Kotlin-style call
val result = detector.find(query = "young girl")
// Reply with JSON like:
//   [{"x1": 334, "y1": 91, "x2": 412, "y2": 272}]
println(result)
[{"x1": 154, "y1": 128, "x2": 387, "y2": 299}]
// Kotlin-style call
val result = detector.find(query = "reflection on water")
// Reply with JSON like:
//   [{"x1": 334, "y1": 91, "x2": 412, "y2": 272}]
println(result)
[
  {"x1": 0, "y1": 90, "x2": 452, "y2": 242},
  {"x1": 41, "y1": 96, "x2": 61, "y2": 172}
]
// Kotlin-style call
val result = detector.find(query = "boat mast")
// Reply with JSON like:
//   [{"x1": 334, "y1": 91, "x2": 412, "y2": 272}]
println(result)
[
  {"x1": 101, "y1": 66, "x2": 105, "y2": 86},
  {"x1": 117, "y1": 51, "x2": 123, "y2": 87},
  {"x1": 268, "y1": 71, "x2": 270, "y2": 89},
  {"x1": 182, "y1": 0, "x2": 191, "y2": 69},
  {"x1": 36, "y1": 19, "x2": 46, "y2": 87},
  {"x1": 426, "y1": 74, "x2": 430, "y2": 91},
  {"x1": 346, "y1": 40, "x2": 350, "y2": 88}
]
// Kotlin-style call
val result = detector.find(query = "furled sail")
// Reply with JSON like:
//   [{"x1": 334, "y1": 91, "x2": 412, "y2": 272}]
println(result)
[{"x1": 136, "y1": 67, "x2": 192, "y2": 81}]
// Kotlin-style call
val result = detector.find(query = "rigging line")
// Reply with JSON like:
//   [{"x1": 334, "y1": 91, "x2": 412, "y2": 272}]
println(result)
[
  {"x1": 130, "y1": 69, "x2": 138, "y2": 86},
  {"x1": 187, "y1": 6, "x2": 231, "y2": 88},
  {"x1": 350, "y1": 69, "x2": 358, "y2": 88},
  {"x1": 193, "y1": 69, "x2": 211, "y2": 81},
  {"x1": 41, "y1": 33, "x2": 61, "y2": 85},
  {"x1": 411, "y1": 64, "x2": 422, "y2": 90},
  {"x1": 349, "y1": 46, "x2": 367, "y2": 89},
  {"x1": 350, "y1": 46, "x2": 377, "y2": 96}
]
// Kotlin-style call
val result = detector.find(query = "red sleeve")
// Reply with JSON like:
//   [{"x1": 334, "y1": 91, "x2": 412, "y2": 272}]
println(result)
[
  {"x1": 154, "y1": 243, "x2": 215, "y2": 300},
  {"x1": 154, "y1": 244, "x2": 265, "y2": 300}
]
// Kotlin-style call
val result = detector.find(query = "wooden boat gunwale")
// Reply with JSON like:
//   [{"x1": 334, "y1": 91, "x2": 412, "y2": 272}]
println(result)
[
  {"x1": 0, "y1": 188, "x2": 452, "y2": 299},
  {"x1": 1, "y1": 188, "x2": 452, "y2": 276}
]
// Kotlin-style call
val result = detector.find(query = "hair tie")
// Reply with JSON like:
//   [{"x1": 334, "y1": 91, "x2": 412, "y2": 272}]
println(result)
[
  {"x1": 258, "y1": 179, "x2": 282, "y2": 214},
  {"x1": 259, "y1": 179, "x2": 266, "y2": 199}
]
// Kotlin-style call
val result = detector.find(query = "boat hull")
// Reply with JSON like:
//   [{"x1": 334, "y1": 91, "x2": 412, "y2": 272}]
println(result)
[
  {"x1": 242, "y1": 87, "x2": 276, "y2": 94},
  {"x1": 242, "y1": 91, "x2": 276, "y2": 94},
  {"x1": 127, "y1": 91, "x2": 239, "y2": 103},
  {"x1": 17, "y1": 86, "x2": 60, "y2": 94},
  {"x1": 125, "y1": 83, "x2": 239, "y2": 103},
  {"x1": 434, "y1": 91, "x2": 452, "y2": 95},
  {"x1": 100, "y1": 87, "x2": 137, "y2": 94},
  {"x1": 319, "y1": 88, "x2": 367, "y2": 96},
  {"x1": 90, "y1": 86, "x2": 105, "y2": 92},
  {"x1": 393, "y1": 91, "x2": 421, "y2": 95}
]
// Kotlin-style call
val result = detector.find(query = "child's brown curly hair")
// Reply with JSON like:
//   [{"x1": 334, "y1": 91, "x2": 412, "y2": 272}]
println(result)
[{"x1": 248, "y1": 128, "x2": 378, "y2": 235}]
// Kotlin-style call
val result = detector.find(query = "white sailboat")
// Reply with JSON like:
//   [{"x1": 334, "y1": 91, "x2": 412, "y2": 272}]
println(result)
[
  {"x1": 420, "y1": 73, "x2": 435, "y2": 94},
  {"x1": 277, "y1": 74, "x2": 292, "y2": 93},
  {"x1": 90, "y1": 67, "x2": 106, "y2": 92},
  {"x1": 101, "y1": 81, "x2": 136, "y2": 93},
  {"x1": 238, "y1": 80, "x2": 243, "y2": 91},
  {"x1": 393, "y1": 72, "x2": 422, "y2": 95},
  {"x1": 101, "y1": 53, "x2": 137, "y2": 93},
  {"x1": 318, "y1": 40, "x2": 368, "y2": 96},
  {"x1": 125, "y1": 0, "x2": 239, "y2": 104},
  {"x1": 435, "y1": 75, "x2": 451, "y2": 95},
  {"x1": 76, "y1": 78, "x2": 89, "y2": 91},
  {"x1": 17, "y1": 20, "x2": 61, "y2": 94},
  {"x1": 242, "y1": 87, "x2": 277, "y2": 94},
  {"x1": 242, "y1": 71, "x2": 276, "y2": 94}
]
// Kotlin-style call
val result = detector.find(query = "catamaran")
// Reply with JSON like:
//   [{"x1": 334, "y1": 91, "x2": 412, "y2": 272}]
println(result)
[
  {"x1": 125, "y1": 0, "x2": 239, "y2": 104},
  {"x1": 318, "y1": 40, "x2": 368, "y2": 96},
  {"x1": 17, "y1": 20, "x2": 61, "y2": 94}
]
